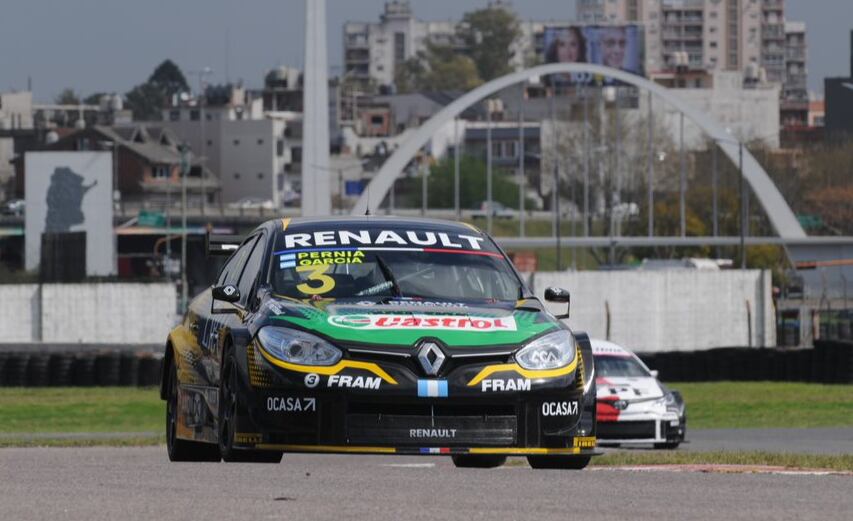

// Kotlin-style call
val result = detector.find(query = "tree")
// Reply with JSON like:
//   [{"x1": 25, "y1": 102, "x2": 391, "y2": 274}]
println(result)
[
  {"x1": 148, "y1": 59, "x2": 190, "y2": 97},
  {"x1": 409, "y1": 155, "x2": 522, "y2": 210},
  {"x1": 124, "y1": 59, "x2": 190, "y2": 121},
  {"x1": 83, "y1": 92, "x2": 107, "y2": 106},
  {"x1": 395, "y1": 44, "x2": 482, "y2": 94},
  {"x1": 457, "y1": 6, "x2": 521, "y2": 82},
  {"x1": 55, "y1": 88, "x2": 80, "y2": 105}
]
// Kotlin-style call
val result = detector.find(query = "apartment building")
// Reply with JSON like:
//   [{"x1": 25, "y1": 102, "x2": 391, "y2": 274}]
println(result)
[
  {"x1": 161, "y1": 84, "x2": 300, "y2": 207},
  {"x1": 782, "y1": 21, "x2": 808, "y2": 126},
  {"x1": 342, "y1": 1, "x2": 570, "y2": 89}
]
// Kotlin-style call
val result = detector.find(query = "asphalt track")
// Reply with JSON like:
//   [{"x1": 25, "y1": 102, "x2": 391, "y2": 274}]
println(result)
[{"x1": 1, "y1": 447, "x2": 851, "y2": 521}]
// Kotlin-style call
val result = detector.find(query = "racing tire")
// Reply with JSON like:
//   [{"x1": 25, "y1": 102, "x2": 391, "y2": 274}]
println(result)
[
  {"x1": 218, "y1": 347, "x2": 282, "y2": 464},
  {"x1": 653, "y1": 442, "x2": 681, "y2": 450},
  {"x1": 451, "y1": 455, "x2": 507, "y2": 468},
  {"x1": 166, "y1": 362, "x2": 220, "y2": 462},
  {"x1": 527, "y1": 455, "x2": 591, "y2": 470}
]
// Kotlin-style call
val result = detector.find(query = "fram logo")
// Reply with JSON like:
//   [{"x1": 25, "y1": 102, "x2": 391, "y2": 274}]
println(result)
[{"x1": 327, "y1": 314, "x2": 517, "y2": 332}]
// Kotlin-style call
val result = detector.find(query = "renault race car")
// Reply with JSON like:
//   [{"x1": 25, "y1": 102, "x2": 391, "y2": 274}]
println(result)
[
  {"x1": 592, "y1": 339, "x2": 686, "y2": 449},
  {"x1": 161, "y1": 217, "x2": 598, "y2": 469}
]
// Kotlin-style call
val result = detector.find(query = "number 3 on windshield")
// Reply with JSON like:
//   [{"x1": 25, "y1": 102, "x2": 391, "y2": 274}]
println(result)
[{"x1": 295, "y1": 265, "x2": 336, "y2": 295}]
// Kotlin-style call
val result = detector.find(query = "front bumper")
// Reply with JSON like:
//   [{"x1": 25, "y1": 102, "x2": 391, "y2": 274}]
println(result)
[
  {"x1": 232, "y1": 343, "x2": 597, "y2": 455},
  {"x1": 596, "y1": 417, "x2": 686, "y2": 445}
]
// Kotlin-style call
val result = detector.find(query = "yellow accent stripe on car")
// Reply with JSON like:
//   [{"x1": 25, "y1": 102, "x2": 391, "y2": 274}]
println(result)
[
  {"x1": 258, "y1": 444, "x2": 397, "y2": 454},
  {"x1": 467, "y1": 358, "x2": 578, "y2": 387},
  {"x1": 469, "y1": 447, "x2": 580, "y2": 455},
  {"x1": 256, "y1": 344, "x2": 398, "y2": 384},
  {"x1": 462, "y1": 222, "x2": 481, "y2": 233},
  {"x1": 256, "y1": 444, "x2": 586, "y2": 455},
  {"x1": 281, "y1": 217, "x2": 291, "y2": 231}
]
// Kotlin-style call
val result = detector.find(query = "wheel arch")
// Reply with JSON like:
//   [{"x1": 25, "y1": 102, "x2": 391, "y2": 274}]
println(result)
[{"x1": 160, "y1": 340, "x2": 174, "y2": 400}]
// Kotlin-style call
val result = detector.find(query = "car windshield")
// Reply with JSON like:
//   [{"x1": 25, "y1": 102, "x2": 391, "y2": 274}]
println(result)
[
  {"x1": 596, "y1": 355, "x2": 651, "y2": 378},
  {"x1": 269, "y1": 226, "x2": 522, "y2": 301}
]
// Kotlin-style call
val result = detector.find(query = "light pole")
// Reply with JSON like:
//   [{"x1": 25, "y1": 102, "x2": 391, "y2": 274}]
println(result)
[
  {"x1": 485, "y1": 99, "x2": 493, "y2": 235},
  {"x1": 454, "y1": 118, "x2": 461, "y2": 220},
  {"x1": 179, "y1": 143, "x2": 190, "y2": 313},
  {"x1": 191, "y1": 67, "x2": 213, "y2": 215}
]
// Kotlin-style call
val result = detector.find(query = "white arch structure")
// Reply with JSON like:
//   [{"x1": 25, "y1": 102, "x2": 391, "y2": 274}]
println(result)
[{"x1": 352, "y1": 63, "x2": 805, "y2": 239}]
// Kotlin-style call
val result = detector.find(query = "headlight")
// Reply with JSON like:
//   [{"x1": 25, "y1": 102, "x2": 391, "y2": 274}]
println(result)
[
  {"x1": 515, "y1": 330, "x2": 575, "y2": 371},
  {"x1": 257, "y1": 327, "x2": 342, "y2": 366}
]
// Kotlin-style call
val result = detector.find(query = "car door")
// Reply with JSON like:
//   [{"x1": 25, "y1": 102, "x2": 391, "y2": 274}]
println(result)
[{"x1": 199, "y1": 235, "x2": 259, "y2": 382}]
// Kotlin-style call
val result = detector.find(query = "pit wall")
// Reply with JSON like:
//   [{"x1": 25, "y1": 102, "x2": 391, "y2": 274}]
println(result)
[
  {"x1": 0, "y1": 283, "x2": 177, "y2": 344},
  {"x1": 530, "y1": 270, "x2": 775, "y2": 351}
]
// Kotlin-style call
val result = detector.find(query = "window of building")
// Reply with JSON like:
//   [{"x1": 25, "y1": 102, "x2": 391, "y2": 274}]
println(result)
[
  {"x1": 394, "y1": 32, "x2": 406, "y2": 63},
  {"x1": 206, "y1": 113, "x2": 213, "y2": 121},
  {"x1": 190, "y1": 110, "x2": 200, "y2": 121},
  {"x1": 207, "y1": 139, "x2": 213, "y2": 146},
  {"x1": 710, "y1": 41, "x2": 717, "y2": 48},
  {"x1": 76, "y1": 138, "x2": 90, "y2": 151},
  {"x1": 233, "y1": 139, "x2": 240, "y2": 146},
  {"x1": 257, "y1": 138, "x2": 264, "y2": 145},
  {"x1": 258, "y1": 173, "x2": 264, "y2": 179},
  {"x1": 234, "y1": 173, "x2": 241, "y2": 179},
  {"x1": 153, "y1": 166, "x2": 170, "y2": 179},
  {"x1": 169, "y1": 110, "x2": 180, "y2": 121},
  {"x1": 276, "y1": 139, "x2": 285, "y2": 157}
]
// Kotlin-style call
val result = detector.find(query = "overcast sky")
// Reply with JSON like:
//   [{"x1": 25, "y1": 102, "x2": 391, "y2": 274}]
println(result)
[{"x1": 1, "y1": 0, "x2": 850, "y2": 102}]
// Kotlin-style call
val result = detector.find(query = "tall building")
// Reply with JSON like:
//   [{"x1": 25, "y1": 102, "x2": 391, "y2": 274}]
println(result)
[
  {"x1": 577, "y1": 0, "x2": 805, "y2": 121},
  {"x1": 781, "y1": 21, "x2": 808, "y2": 126},
  {"x1": 342, "y1": 1, "x2": 570, "y2": 89}
]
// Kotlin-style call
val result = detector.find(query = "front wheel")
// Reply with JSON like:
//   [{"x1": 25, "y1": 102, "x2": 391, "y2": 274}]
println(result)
[
  {"x1": 166, "y1": 362, "x2": 220, "y2": 462},
  {"x1": 527, "y1": 455, "x2": 591, "y2": 470},
  {"x1": 218, "y1": 348, "x2": 282, "y2": 464},
  {"x1": 451, "y1": 455, "x2": 507, "y2": 468}
]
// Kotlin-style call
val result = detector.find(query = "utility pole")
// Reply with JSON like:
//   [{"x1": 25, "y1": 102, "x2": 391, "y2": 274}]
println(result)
[
  {"x1": 647, "y1": 91, "x2": 654, "y2": 237},
  {"x1": 518, "y1": 83, "x2": 526, "y2": 237},
  {"x1": 583, "y1": 86, "x2": 590, "y2": 237},
  {"x1": 180, "y1": 144, "x2": 190, "y2": 313},
  {"x1": 712, "y1": 144, "x2": 720, "y2": 259},
  {"x1": 486, "y1": 100, "x2": 493, "y2": 235},
  {"x1": 454, "y1": 118, "x2": 461, "y2": 220},
  {"x1": 739, "y1": 141, "x2": 746, "y2": 270},
  {"x1": 679, "y1": 112, "x2": 686, "y2": 237}
]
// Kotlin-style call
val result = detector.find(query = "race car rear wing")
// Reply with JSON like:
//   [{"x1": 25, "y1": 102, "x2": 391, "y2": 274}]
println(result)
[{"x1": 206, "y1": 233, "x2": 243, "y2": 256}]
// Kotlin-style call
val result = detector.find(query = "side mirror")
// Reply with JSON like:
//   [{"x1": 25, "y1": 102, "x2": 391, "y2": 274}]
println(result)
[
  {"x1": 544, "y1": 287, "x2": 570, "y2": 319},
  {"x1": 212, "y1": 285, "x2": 240, "y2": 303},
  {"x1": 650, "y1": 370, "x2": 659, "y2": 379}
]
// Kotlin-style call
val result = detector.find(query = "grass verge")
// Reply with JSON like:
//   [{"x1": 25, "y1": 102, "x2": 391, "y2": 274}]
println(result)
[
  {"x1": 669, "y1": 382, "x2": 853, "y2": 429},
  {"x1": 0, "y1": 387, "x2": 163, "y2": 434},
  {"x1": 592, "y1": 450, "x2": 853, "y2": 472},
  {"x1": 0, "y1": 434, "x2": 164, "y2": 448}
]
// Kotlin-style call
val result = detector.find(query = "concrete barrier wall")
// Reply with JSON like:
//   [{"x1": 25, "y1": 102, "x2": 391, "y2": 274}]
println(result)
[
  {"x1": 531, "y1": 270, "x2": 775, "y2": 352},
  {"x1": 0, "y1": 283, "x2": 177, "y2": 344},
  {"x1": 0, "y1": 284, "x2": 39, "y2": 342}
]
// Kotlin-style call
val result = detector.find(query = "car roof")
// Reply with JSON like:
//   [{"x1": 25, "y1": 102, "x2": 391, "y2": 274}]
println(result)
[{"x1": 590, "y1": 338, "x2": 635, "y2": 357}]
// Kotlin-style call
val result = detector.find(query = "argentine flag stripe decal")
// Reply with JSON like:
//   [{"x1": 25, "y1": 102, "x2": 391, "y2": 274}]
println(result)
[{"x1": 417, "y1": 379, "x2": 448, "y2": 398}]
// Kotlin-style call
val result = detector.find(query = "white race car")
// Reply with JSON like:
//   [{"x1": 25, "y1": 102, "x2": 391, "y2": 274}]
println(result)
[{"x1": 592, "y1": 339, "x2": 686, "y2": 449}]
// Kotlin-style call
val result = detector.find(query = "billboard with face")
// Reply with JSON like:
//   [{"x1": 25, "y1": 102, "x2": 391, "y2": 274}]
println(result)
[
  {"x1": 25, "y1": 151, "x2": 115, "y2": 276},
  {"x1": 543, "y1": 25, "x2": 643, "y2": 85}
]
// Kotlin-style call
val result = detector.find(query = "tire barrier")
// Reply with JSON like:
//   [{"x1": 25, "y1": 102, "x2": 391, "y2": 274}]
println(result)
[
  {"x1": 0, "y1": 343, "x2": 850, "y2": 386},
  {"x1": 637, "y1": 341, "x2": 853, "y2": 384},
  {"x1": 0, "y1": 350, "x2": 163, "y2": 387}
]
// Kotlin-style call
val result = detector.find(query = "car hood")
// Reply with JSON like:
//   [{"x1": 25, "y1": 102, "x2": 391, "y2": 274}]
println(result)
[
  {"x1": 261, "y1": 297, "x2": 561, "y2": 348},
  {"x1": 595, "y1": 376, "x2": 664, "y2": 401}
]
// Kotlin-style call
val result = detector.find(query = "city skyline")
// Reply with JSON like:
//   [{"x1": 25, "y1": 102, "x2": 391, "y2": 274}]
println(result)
[{"x1": 0, "y1": 0, "x2": 849, "y2": 101}]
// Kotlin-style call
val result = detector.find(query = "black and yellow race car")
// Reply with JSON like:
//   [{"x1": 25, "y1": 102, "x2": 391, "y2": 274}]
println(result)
[{"x1": 161, "y1": 217, "x2": 597, "y2": 468}]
